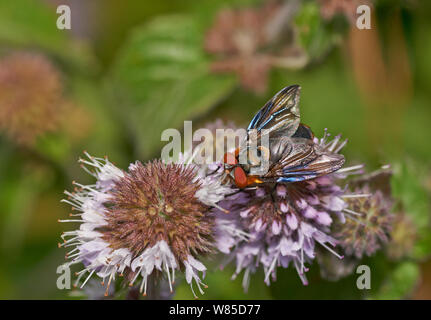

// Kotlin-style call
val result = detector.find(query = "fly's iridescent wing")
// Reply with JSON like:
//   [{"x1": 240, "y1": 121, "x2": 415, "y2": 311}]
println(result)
[
  {"x1": 261, "y1": 124, "x2": 345, "y2": 183},
  {"x1": 240, "y1": 85, "x2": 301, "y2": 172},
  {"x1": 247, "y1": 85, "x2": 301, "y2": 137},
  {"x1": 242, "y1": 85, "x2": 344, "y2": 185}
]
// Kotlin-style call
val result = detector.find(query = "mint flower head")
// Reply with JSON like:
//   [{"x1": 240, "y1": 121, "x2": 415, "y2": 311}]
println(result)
[
  {"x1": 334, "y1": 185, "x2": 394, "y2": 259},
  {"x1": 215, "y1": 131, "x2": 366, "y2": 290},
  {"x1": 60, "y1": 152, "x2": 231, "y2": 298},
  {"x1": 0, "y1": 52, "x2": 63, "y2": 145}
]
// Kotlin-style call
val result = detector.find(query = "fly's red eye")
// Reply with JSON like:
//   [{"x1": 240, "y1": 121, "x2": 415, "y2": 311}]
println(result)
[
  {"x1": 223, "y1": 152, "x2": 238, "y2": 165},
  {"x1": 234, "y1": 167, "x2": 248, "y2": 188}
]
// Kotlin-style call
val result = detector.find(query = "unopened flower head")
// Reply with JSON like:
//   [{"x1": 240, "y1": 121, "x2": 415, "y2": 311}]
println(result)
[
  {"x1": 60, "y1": 153, "x2": 231, "y2": 298},
  {"x1": 334, "y1": 185, "x2": 393, "y2": 259},
  {"x1": 215, "y1": 131, "x2": 366, "y2": 290},
  {"x1": 0, "y1": 52, "x2": 63, "y2": 145},
  {"x1": 386, "y1": 212, "x2": 416, "y2": 261}
]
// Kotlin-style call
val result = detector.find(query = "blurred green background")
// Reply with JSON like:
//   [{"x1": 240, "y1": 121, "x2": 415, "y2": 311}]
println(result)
[{"x1": 0, "y1": 0, "x2": 430, "y2": 299}]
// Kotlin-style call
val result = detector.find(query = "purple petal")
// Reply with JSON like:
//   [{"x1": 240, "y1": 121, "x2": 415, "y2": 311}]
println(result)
[
  {"x1": 240, "y1": 208, "x2": 252, "y2": 218},
  {"x1": 303, "y1": 206, "x2": 317, "y2": 219},
  {"x1": 280, "y1": 202, "x2": 288, "y2": 213},
  {"x1": 286, "y1": 214, "x2": 298, "y2": 230},
  {"x1": 255, "y1": 219, "x2": 267, "y2": 232},
  {"x1": 256, "y1": 188, "x2": 265, "y2": 197},
  {"x1": 276, "y1": 185, "x2": 287, "y2": 197},
  {"x1": 307, "y1": 195, "x2": 320, "y2": 205},
  {"x1": 272, "y1": 220, "x2": 282, "y2": 235},
  {"x1": 296, "y1": 199, "x2": 307, "y2": 209},
  {"x1": 316, "y1": 211, "x2": 332, "y2": 226},
  {"x1": 324, "y1": 196, "x2": 346, "y2": 212}
]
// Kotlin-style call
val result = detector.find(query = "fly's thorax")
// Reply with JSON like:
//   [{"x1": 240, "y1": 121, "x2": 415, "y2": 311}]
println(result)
[{"x1": 235, "y1": 132, "x2": 271, "y2": 175}]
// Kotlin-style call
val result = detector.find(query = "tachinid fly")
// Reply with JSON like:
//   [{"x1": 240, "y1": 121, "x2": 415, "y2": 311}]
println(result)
[{"x1": 223, "y1": 85, "x2": 345, "y2": 188}]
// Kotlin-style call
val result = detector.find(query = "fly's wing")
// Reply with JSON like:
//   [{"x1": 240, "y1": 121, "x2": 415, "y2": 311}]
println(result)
[
  {"x1": 247, "y1": 85, "x2": 301, "y2": 137},
  {"x1": 241, "y1": 85, "x2": 301, "y2": 161},
  {"x1": 244, "y1": 86, "x2": 343, "y2": 184},
  {"x1": 262, "y1": 127, "x2": 345, "y2": 183}
]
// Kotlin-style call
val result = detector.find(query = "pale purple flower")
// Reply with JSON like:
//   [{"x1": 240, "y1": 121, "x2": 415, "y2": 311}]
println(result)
[
  {"x1": 60, "y1": 152, "x2": 231, "y2": 298},
  {"x1": 334, "y1": 185, "x2": 394, "y2": 259},
  {"x1": 215, "y1": 131, "x2": 367, "y2": 290}
]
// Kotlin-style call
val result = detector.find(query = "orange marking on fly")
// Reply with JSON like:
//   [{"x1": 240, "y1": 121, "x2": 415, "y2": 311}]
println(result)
[
  {"x1": 233, "y1": 167, "x2": 248, "y2": 189},
  {"x1": 247, "y1": 176, "x2": 263, "y2": 185},
  {"x1": 224, "y1": 147, "x2": 262, "y2": 189}
]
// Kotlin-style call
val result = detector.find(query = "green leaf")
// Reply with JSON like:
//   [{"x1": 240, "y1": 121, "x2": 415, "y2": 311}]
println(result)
[
  {"x1": 371, "y1": 261, "x2": 420, "y2": 299},
  {"x1": 413, "y1": 232, "x2": 431, "y2": 260},
  {"x1": 0, "y1": 146, "x2": 52, "y2": 254},
  {"x1": 107, "y1": 14, "x2": 236, "y2": 158},
  {"x1": 294, "y1": 1, "x2": 343, "y2": 62}
]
